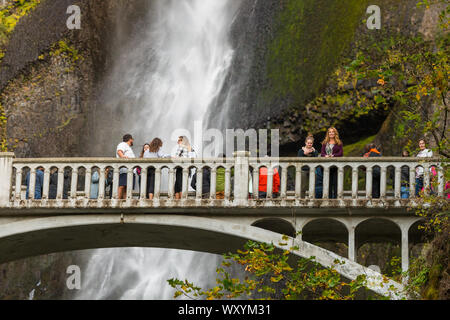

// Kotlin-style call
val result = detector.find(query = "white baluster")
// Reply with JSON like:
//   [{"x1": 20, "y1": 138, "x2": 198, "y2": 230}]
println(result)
[
  {"x1": 140, "y1": 167, "x2": 148, "y2": 200},
  {"x1": 154, "y1": 168, "x2": 162, "y2": 200},
  {"x1": 253, "y1": 166, "x2": 259, "y2": 199},
  {"x1": 352, "y1": 167, "x2": 358, "y2": 199},
  {"x1": 126, "y1": 167, "x2": 133, "y2": 200},
  {"x1": 196, "y1": 167, "x2": 203, "y2": 200},
  {"x1": 438, "y1": 165, "x2": 444, "y2": 197},
  {"x1": 280, "y1": 165, "x2": 287, "y2": 199},
  {"x1": 366, "y1": 167, "x2": 373, "y2": 199},
  {"x1": 56, "y1": 167, "x2": 64, "y2": 200},
  {"x1": 409, "y1": 165, "x2": 416, "y2": 199},
  {"x1": 15, "y1": 167, "x2": 22, "y2": 201},
  {"x1": 112, "y1": 166, "x2": 119, "y2": 200},
  {"x1": 395, "y1": 166, "x2": 401, "y2": 199},
  {"x1": 29, "y1": 168, "x2": 36, "y2": 200},
  {"x1": 168, "y1": 168, "x2": 175, "y2": 200},
  {"x1": 225, "y1": 167, "x2": 231, "y2": 200},
  {"x1": 423, "y1": 163, "x2": 430, "y2": 196},
  {"x1": 98, "y1": 167, "x2": 106, "y2": 200},
  {"x1": 380, "y1": 166, "x2": 387, "y2": 199},
  {"x1": 309, "y1": 166, "x2": 316, "y2": 200},
  {"x1": 266, "y1": 166, "x2": 273, "y2": 199},
  {"x1": 71, "y1": 168, "x2": 78, "y2": 200},
  {"x1": 322, "y1": 166, "x2": 330, "y2": 200},
  {"x1": 182, "y1": 167, "x2": 189, "y2": 200},
  {"x1": 42, "y1": 167, "x2": 50, "y2": 200},
  {"x1": 295, "y1": 164, "x2": 301, "y2": 199},
  {"x1": 338, "y1": 166, "x2": 344, "y2": 199},
  {"x1": 85, "y1": 167, "x2": 92, "y2": 199},
  {"x1": 210, "y1": 168, "x2": 217, "y2": 200}
]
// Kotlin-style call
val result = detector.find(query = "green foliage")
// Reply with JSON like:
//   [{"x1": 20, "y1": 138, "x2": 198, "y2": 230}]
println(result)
[
  {"x1": 168, "y1": 239, "x2": 375, "y2": 300},
  {"x1": 342, "y1": 28, "x2": 449, "y2": 157},
  {"x1": 49, "y1": 40, "x2": 83, "y2": 64},
  {"x1": 0, "y1": 0, "x2": 41, "y2": 63},
  {"x1": 343, "y1": 135, "x2": 377, "y2": 157},
  {"x1": 401, "y1": 164, "x2": 450, "y2": 299}
]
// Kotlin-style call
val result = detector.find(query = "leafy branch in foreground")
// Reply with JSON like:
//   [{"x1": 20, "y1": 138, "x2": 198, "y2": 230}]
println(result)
[{"x1": 168, "y1": 237, "x2": 372, "y2": 301}]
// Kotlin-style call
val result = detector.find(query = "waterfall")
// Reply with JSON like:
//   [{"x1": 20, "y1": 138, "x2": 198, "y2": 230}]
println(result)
[{"x1": 78, "y1": 0, "x2": 242, "y2": 299}]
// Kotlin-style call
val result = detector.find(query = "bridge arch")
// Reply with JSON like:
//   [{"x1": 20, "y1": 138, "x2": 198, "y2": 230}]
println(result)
[
  {"x1": 355, "y1": 218, "x2": 401, "y2": 247},
  {"x1": 409, "y1": 219, "x2": 427, "y2": 244},
  {"x1": 251, "y1": 218, "x2": 296, "y2": 238},
  {"x1": 0, "y1": 215, "x2": 405, "y2": 298},
  {"x1": 302, "y1": 218, "x2": 349, "y2": 244}
]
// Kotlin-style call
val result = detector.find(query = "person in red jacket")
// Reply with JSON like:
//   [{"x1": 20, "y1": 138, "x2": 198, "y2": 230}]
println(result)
[{"x1": 259, "y1": 166, "x2": 281, "y2": 198}]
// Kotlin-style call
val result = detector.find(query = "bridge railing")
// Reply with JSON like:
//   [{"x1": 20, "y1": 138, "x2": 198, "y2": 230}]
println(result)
[{"x1": 0, "y1": 152, "x2": 446, "y2": 208}]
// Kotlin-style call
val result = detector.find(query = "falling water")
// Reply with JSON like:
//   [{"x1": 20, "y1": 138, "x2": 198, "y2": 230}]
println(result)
[{"x1": 78, "y1": 0, "x2": 242, "y2": 299}]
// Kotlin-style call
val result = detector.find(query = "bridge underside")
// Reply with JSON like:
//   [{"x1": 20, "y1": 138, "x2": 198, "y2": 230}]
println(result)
[
  {"x1": 0, "y1": 214, "x2": 407, "y2": 299},
  {"x1": 0, "y1": 215, "x2": 253, "y2": 264}
]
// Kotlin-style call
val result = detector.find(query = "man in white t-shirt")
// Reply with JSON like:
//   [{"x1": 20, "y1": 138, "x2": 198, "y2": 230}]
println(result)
[{"x1": 116, "y1": 134, "x2": 136, "y2": 199}]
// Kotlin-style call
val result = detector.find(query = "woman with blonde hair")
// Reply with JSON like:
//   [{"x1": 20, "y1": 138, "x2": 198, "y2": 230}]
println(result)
[
  {"x1": 321, "y1": 127, "x2": 344, "y2": 199},
  {"x1": 174, "y1": 136, "x2": 197, "y2": 199}
]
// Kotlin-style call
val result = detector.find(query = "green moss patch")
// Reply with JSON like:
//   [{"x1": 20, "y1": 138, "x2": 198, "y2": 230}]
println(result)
[{"x1": 265, "y1": 0, "x2": 368, "y2": 107}]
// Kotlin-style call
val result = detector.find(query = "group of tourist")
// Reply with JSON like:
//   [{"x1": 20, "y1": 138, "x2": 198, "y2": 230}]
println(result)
[
  {"x1": 115, "y1": 134, "x2": 194, "y2": 200},
  {"x1": 25, "y1": 128, "x2": 444, "y2": 200},
  {"x1": 292, "y1": 127, "x2": 438, "y2": 199}
]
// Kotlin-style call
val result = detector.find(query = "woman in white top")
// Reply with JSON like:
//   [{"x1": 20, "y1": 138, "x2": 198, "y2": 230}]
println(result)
[
  {"x1": 174, "y1": 136, "x2": 196, "y2": 199},
  {"x1": 415, "y1": 138, "x2": 433, "y2": 196},
  {"x1": 144, "y1": 138, "x2": 170, "y2": 200}
]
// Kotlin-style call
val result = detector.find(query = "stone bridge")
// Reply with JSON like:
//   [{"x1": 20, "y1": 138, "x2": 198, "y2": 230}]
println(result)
[{"x1": 0, "y1": 152, "x2": 446, "y2": 299}]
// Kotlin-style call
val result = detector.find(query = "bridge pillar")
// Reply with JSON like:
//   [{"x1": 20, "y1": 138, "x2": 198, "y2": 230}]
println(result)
[
  {"x1": 401, "y1": 225, "x2": 409, "y2": 273},
  {"x1": 234, "y1": 151, "x2": 250, "y2": 206},
  {"x1": 348, "y1": 226, "x2": 356, "y2": 262},
  {"x1": 0, "y1": 153, "x2": 14, "y2": 207}
]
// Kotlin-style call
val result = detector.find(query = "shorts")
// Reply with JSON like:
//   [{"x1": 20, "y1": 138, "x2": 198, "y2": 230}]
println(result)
[{"x1": 119, "y1": 173, "x2": 128, "y2": 187}]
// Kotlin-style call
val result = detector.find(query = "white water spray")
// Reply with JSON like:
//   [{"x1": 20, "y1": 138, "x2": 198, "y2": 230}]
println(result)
[{"x1": 78, "y1": 0, "x2": 241, "y2": 299}]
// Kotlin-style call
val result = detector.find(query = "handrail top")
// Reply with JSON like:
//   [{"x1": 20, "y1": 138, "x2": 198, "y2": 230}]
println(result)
[{"x1": 11, "y1": 156, "x2": 444, "y2": 165}]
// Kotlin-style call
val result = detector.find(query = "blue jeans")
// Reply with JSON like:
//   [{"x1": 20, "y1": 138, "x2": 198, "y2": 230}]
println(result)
[{"x1": 401, "y1": 186, "x2": 410, "y2": 199}]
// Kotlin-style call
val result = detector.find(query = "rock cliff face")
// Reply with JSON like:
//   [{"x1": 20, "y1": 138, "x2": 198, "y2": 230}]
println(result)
[
  {"x1": 0, "y1": 0, "x2": 152, "y2": 299},
  {"x1": 206, "y1": 0, "x2": 438, "y2": 151},
  {"x1": 1, "y1": 0, "x2": 152, "y2": 157}
]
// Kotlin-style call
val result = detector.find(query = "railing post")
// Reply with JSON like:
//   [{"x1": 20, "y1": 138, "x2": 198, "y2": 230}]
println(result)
[
  {"x1": 233, "y1": 151, "x2": 250, "y2": 205},
  {"x1": 0, "y1": 153, "x2": 14, "y2": 207}
]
